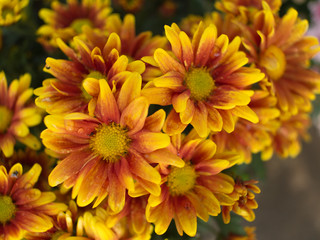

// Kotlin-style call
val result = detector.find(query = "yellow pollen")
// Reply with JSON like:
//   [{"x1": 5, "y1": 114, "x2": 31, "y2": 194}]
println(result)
[
  {"x1": 167, "y1": 163, "x2": 197, "y2": 196},
  {"x1": 90, "y1": 123, "x2": 131, "y2": 162},
  {"x1": 259, "y1": 45, "x2": 286, "y2": 81},
  {"x1": 0, "y1": 195, "x2": 16, "y2": 224},
  {"x1": 0, "y1": 105, "x2": 12, "y2": 134},
  {"x1": 184, "y1": 68, "x2": 215, "y2": 101},
  {"x1": 70, "y1": 18, "x2": 93, "y2": 34}
]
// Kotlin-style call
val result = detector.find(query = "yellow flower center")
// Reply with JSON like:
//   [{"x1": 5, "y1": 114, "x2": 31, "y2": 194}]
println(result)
[
  {"x1": 90, "y1": 123, "x2": 131, "y2": 162},
  {"x1": 259, "y1": 45, "x2": 286, "y2": 81},
  {"x1": 1, "y1": 6, "x2": 14, "y2": 19},
  {"x1": 0, "y1": 105, "x2": 12, "y2": 134},
  {"x1": 167, "y1": 163, "x2": 197, "y2": 196},
  {"x1": 0, "y1": 195, "x2": 16, "y2": 224},
  {"x1": 184, "y1": 68, "x2": 215, "y2": 101},
  {"x1": 70, "y1": 18, "x2": 93, "y2": 34}
]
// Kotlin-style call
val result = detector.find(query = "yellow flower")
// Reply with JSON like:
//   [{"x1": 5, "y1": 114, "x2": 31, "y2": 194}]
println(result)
[
  {"x1": 37, "y1": 0, "x2": 111, "y2": 51},
  {"x1": 0, "y1": 0, "x2": 29, "y2": 26},
  {"x1": 222, "y1": 179, "x2": 260, "y2": 224},
  {"x1": 144, "y1": 133, "x2": 240, "y2": 237},
  {"x1": 0, "y1": 72, "x2": 41, "y2": 157},
  {"x1": 0, "y1": 163, "x2": 67, "y2": 240},
  {"x1": 142, "y1": 22, "x2": 264, "y2": 137},
  {"x1": 42, "y1": 76, "x2": 178, "y2": 213},
  {"x1": 237, "y1": 3, "x2": 320, "y2": 114},
  {"x1": 34, "y1": 33, "x2": 145, "y2": 115},
  {"x1": 212, "y1": 89, "x2": 280, "y2": 164}
]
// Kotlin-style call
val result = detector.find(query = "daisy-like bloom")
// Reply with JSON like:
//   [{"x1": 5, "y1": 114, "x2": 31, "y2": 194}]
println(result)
[
  {"x1": 215, "y1": 0, "x2": 281, "y2": 23},
  {"x1": 0, "y1": 72, "x2": 41, "y2": 157},
  {"x1": 82, "y1": 13, "x2": 168, "y2": 82},
  {"x1": 226, "y1": 227, "x2": 256, "y2": 240},
  {"x1": 145, "y1": 133, "x2": 240, "y2": 236},
  {"x1": 221, "y1": 179, "x2": 260, "y2": 224},
  {"x1": 34, "y1": 32, "x2": 145, "y2": 115},
  {"x1": 0, "y1": 0, "x2": 29, "y2": 26},
  {"x1": 0, "y1": 148, "x2": 55, "y2": 191},
  {"x1": 0, "y1": 163, "x2": 67, "y2": 240},
  {"x1": 42, "y1": 77, "x2": 180, "y2": 213},
  {"x1": 37, "y1": 0, "x2": 111, "y2": 51},
  {"x1": 142, "y1": 22, "x2": 264, "y2": 137},
  {"x1": 237, "y1": 2, "x2": 320, "y2": 114},
  {"x1": 265, "y1": 110, "x2": 311, "y2": 160},
  {"x1": 211, "y1": 89, "x2": 280, "y2": 164}
]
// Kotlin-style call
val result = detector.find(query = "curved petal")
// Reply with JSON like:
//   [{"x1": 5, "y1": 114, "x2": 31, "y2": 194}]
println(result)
[{"x1": 131, "y1": 131, "x2": 170, "y2": 153}]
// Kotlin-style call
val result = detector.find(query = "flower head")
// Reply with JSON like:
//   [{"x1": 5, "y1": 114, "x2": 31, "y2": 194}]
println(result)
[
  {"x1": 238, "y1": 3, "x2": 320, "y2": 114},
  {"x1": 0, "y1": 163, "x2": 67, "y2": 240},
  {"x1": 142, "y1": 22, "x2": 264, "y2": 137},
  {"x1": 42, "y1": 77, "x2": 177, "y2": 213},
  {"x1": 145, "y1": 133, "x2": 240, "y2": 236},
  {"x1": 221, "y1": 179, "x2": 260, "y2": 224},
  {"x1": 37, "y1": 0, "x2": 111, "y2": 51},
  {"x1": 0, "y1": 72, "x2": 41, "y2": 157},
  {"x1": 34, "y1": 32, "x2": 145, "y2": 115},
  {"x1": 0, "y1": 0, "x2": 29, "y2": 26}
]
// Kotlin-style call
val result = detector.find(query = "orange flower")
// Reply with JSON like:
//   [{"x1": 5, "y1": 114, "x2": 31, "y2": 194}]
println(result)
[
  {"x1": 114, "y1": 0, "x2": 144, "y2": 13},
  {"x1": 222, "y1": 179, "x2": 260, "y2": 224},
  {"x1": 34, "y1": 33, "x2": 145, "y2": 115},
  {"x1": 142, "y1": 22, "x2": 264, "y2": 137},
  {"x1": 266, "y1": 110, "x2": 311, "y2": 160},
  {"x1": 0, "y1": 72, "x2": 41, "y2": 157},
  {"x1": 42, "y1": 77, "x2": 178, "y2": 213},
  {"x1": 145, "y1": 133, "x2": 240, "y2": 236},
  {"x1": 37, "y1": 0, "x2": 111, "y2": 51},
  {"x1": 0, "y1": 163, "x2": 67, "y2": 240},
  {"x1": 212, "y1": 89, "x2": 280, "y2": 164},
  {"x1": 237, "y1": 3, "x2": 320, "y2": 114}
]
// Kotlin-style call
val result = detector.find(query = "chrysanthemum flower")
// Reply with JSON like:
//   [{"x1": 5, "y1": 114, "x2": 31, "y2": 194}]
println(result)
[
  {"x1": 226, "y1": 227, "x2": 256, "y2": 240},
  {"x1": 142, "y1": 22, "x2": 264, "y2": 137},
  {"x1": 37, "y1": 0, "x2": 111, "y2": 51},
  {"x1": 211, "y1": 89, "x2": 280, "y2": 164},
  {"x1": 237, "y1": 3, "x2": 320, "y2": 114},
  {"x1": 221, "y1": 179, "x2": 260, "y2": 224},
  {"x1": 82, "y1": 13, "x2": 168, "y2": 82},
  {"x1": 34, "y1": 32, "x2": 145, "y2": 115},
  {"x1": 42, "y1": 77, "x2": 179, "y2": 213},
  {"x1": 0, "y1": 72, "x2": 41, "y2": 157},
  {"x1": 265, "y1": 110, "x2": 311, "y2": 160},
  {"x1": 215, "y1": 0, "x2": 281, "y2": 23},
  {"x1": 0, "y1": 163, "x2": 67, "y2": 240},
  {"x1": 145, "y1": 133, "x2": 240, "y2": 236},
  {"x1": 0, "y1": 148, "x2": 55, "y2": 191},
  {"x1": 0, "y1": 0, "x2": 29, "y2": 26}
]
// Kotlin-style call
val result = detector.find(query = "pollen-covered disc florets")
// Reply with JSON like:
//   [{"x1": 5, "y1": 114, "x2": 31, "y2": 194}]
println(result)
[
  {"x1": 167, "y1": 163, "x2": 197, "y2": 196},
  {"x1": 184, "y1": 68, "x2": 215, "y2": 101},
  {"x1": 90, "y1": 122, "x2": 131, "y2": 162},
  {"x1": 0, "y1": 195, "x2": 16, "y2": 224}
]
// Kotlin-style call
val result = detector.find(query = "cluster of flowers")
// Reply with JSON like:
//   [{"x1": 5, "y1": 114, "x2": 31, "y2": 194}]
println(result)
[{"x1": 0, "y1": 0, "x2": 319, "y2": 239}]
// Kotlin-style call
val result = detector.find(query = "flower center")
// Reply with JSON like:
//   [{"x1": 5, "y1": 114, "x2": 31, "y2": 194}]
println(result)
[
  {"x1": 1, "y1": 6, "x2": 14, "y2": 20},
  {"x1": 184, "y1": 68, "x2": 215, "y2": 101},
  {"x1": 0, "y1": 105, "x2": 12, "y2": 134},
  {"x1": 0, "y1": 195, "x2": 16, "y2": 224},
  {"x1": 70, "y1": 18, "x2": 93, "y2": 34},
  {"x1": 90, "y1": 123, "x2": 131, "y2": 162},
  {"x1": 167, "y1": 163, "x2": 197, "y2": 196},
  {"x1": 259, "y1": 45, "x2": 286, "y2": 81}
]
